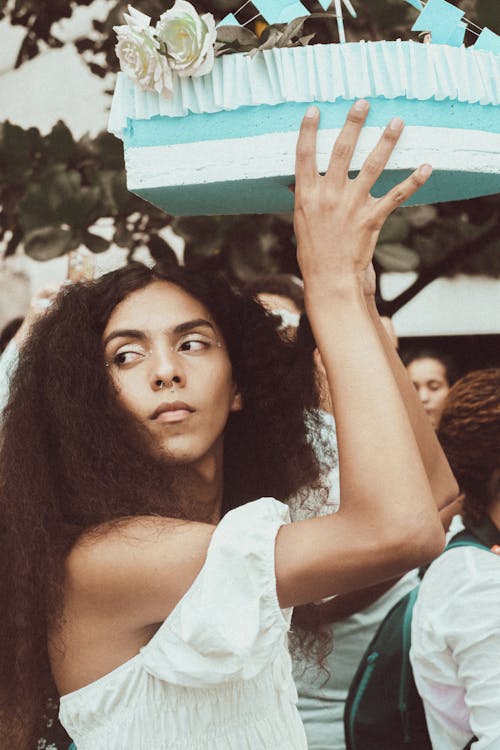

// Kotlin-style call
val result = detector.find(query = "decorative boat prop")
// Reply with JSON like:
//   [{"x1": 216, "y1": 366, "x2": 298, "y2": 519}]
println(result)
[{"x1": 109, "y1": 0, "x2": 500, "y2": 215}]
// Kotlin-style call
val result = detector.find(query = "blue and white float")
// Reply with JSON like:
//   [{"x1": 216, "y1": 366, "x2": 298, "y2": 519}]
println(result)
[{"x1": 109, "y1": 0, "x2": 500, "y2": 215}]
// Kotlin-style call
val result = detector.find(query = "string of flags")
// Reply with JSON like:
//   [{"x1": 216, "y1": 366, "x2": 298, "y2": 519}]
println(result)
[
  {"x1": 218, "y1": 0, "x2": 499, "y2": 54},
  {"x1": 408, "y1": 0, "x2": 499, "y2": 51}
]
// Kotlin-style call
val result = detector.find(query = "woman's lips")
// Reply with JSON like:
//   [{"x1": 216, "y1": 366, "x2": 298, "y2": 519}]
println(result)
[
  {"x1": 150, "y1": 401, "x2": 194, "y2": 422},
  {"x1": 155, "y1": 409, "x2": 192, "y2": 423}
]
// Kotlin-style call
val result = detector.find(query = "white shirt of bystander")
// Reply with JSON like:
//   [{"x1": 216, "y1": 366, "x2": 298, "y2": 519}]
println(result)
[{"x1": 410, "y1": 545, "x2": 500, "y2": 750}]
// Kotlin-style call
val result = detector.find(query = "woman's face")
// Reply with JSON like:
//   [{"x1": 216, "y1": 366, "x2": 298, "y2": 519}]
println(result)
[
  {"x1": 102, "y1": 280, "x2": 242, "y2": 473},
  {"x1": 407, "y1": 357, "x2": 450, "y2": 429}
]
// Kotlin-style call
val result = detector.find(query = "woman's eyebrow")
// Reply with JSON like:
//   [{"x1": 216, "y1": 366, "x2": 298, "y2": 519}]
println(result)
[
  {"x1": 173, "y1": 319, "x2": 215, "y2": 335},
  {"x1": 103, "y1": 329, "x2": 147, "y2": 347}
]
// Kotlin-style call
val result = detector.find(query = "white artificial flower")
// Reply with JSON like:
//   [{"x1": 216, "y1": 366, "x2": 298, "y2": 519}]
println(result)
[
  {"x1": 114, "y1": 21, "x2": 173, "y2": 98},
  {"x1": 123, "y1": 5, "x2": 153, "y2": 35},
  {"x1": 156, "y1": 0, "x2": 217, "y2": 78}
]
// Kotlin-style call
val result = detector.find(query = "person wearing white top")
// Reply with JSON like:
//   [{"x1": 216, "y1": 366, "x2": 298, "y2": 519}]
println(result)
[
  {"x1": 411, "y1": 368, "x2": 500, "y2": 750},
  {"x1": 0, "y1": 103, "x2": 456, "y2": 749}
]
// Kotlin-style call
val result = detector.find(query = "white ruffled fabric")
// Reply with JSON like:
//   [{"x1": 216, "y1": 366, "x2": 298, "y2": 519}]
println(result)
[
  {"x1": 109, "y1": 40, "x2": 500, "y2": 137},
  {"x1": 59, "y1": 498, "x2": 307, "y2": 750}
]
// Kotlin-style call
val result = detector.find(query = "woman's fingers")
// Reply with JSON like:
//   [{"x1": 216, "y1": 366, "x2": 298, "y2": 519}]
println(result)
[
  {"x1": 354, "y1": 117, "x2": 405, "y2": 193},
  {"x1": 295, "y1": 106, "x2": 320, "y2": 195},
  {"x1": 326, "y1": 100, "x2": 370, "y2": 186},
  {"x1": 372, "y1": 164, "x2": 433, "y2": 224}
]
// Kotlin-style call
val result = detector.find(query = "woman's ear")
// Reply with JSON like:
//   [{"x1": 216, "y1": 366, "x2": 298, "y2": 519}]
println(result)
[{"x1": 230, "y1": 390, "x2": 243, "y2": 413}]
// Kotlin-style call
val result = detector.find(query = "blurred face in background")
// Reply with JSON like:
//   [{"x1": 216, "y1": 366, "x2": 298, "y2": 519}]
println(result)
[{"x1": 407, "y1": 357, "x2": 450, "y2": 429}]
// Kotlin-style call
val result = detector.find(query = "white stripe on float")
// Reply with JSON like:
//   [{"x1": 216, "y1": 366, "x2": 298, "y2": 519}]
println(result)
[{"x1": 125, "y1": 126, "x2": 500, "y2": 189}]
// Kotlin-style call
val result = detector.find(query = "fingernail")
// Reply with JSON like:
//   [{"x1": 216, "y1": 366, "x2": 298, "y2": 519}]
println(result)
[
  {"x1": 419, "y1": 164, "x2": 433, "y2": 178},
  {"x1": 354, "y1": 99, "x2": 368, "y2": 112},
  {"x1": 305, "y1": 105, "x2": 319, "y2": 118},
  {"x1": 389, "y1": 117, "x2": 404, "y2": 131}
]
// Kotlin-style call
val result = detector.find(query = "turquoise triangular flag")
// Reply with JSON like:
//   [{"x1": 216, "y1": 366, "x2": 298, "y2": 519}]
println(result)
[
  {"x1": 412, "y1": 0, "x2": 464, "y2": 44},
  {"x1": 474, "y1": 28, "x2": 500, "y2": 55},
  {"x1": 251, "y1": 0, "x2": 310, "y2": 24},
  {"x1": 447, "y1": 21, "x2": 466, "y2": 47},
  {"x1": 217, "y1": 13, "x2": 241, "y2": 27},
  {"x1": 317, "y1": 0, "x2": 357, "y2": 15}
]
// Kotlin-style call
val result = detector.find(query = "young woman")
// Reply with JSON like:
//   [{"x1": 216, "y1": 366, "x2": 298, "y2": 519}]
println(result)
[
  {"x1": 411, "y1": 369, "x2": 500, "y2": 750},
  {"x1": 0, "y1": 103, "x2": 452, "y2": 749}
]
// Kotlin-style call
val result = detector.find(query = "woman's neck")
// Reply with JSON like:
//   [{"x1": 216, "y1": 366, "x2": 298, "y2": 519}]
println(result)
[{"x1": 183, "y1": 448, "x2": 225, "y2": 524}]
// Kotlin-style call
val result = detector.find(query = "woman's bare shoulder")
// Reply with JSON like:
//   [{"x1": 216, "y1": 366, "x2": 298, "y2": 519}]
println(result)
[{"x1": 65, "y1": 515, "x2": 216, "y2": 626}]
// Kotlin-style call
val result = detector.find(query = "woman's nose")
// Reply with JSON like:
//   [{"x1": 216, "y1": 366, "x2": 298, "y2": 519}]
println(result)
[
  {"x1": 149, "y1": 348, "x2": 186, "y2": 392},
  {"x1": 418, "y1": 386, "x2": 430, "y2": 404}
]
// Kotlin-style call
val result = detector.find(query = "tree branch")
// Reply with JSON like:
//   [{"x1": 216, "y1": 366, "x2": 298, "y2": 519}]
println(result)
[{"x1": 378, "y1": 214, "x2": 499, "y2": 317}]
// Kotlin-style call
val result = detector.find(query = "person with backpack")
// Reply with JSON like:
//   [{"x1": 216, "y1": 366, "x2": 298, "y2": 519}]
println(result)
[
  {"x1": 410, "y1": 368, "x2": 500, "y2": 750},
  {"x1": 343, "y1": 369, "x2": 499, "y2": 750}
]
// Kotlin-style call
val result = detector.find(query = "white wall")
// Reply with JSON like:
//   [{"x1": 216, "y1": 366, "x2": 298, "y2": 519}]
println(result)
[{"x1": 383, "y1": 273, "x2": 500, "y2": 337}]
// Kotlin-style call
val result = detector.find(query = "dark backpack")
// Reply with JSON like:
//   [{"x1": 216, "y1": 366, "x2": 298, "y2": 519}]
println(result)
[{"x1": 343, "y1": 528, "x2": 497, "y2": 750}]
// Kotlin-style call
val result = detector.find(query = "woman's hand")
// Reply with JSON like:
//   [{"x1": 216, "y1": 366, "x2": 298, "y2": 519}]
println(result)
[{"x1": 293, "y1": 101, "x2": 432, "y2": 292}]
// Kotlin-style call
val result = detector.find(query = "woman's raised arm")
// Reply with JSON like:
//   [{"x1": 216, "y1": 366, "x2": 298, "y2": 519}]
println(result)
[{"x1": 275, "y1": 102, "x2": 446, "y2": 608}]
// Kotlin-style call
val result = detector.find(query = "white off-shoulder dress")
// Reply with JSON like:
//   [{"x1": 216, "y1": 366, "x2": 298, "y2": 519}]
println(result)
[{"x1": 59, "y1": 498, "x2": 308, "y2": 750}]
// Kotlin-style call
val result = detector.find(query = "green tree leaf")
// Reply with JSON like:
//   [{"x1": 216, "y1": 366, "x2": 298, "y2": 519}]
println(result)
[
  {"x1": 44, "y1": 121, "x2": 75, "y2": 163},
  {"x1": 24, "y1": 226, "x2": 76, "y2": 261},
  {"x1": 82, "y1": 230, "x2": 109, "y2": 253}
]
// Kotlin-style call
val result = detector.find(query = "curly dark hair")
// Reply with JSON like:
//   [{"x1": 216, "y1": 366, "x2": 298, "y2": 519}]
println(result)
[
  {"x1": 437, "y1": 368, "x2": 500, "y2": 526},
  {"x1": 0, "y1": 262, "x2": 322, "y2": 748},
  {"x1": 288, "y1": 313, "x2": 336, "y2": 674}
]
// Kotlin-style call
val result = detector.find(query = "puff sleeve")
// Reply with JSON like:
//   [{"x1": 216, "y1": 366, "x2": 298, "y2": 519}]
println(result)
[{"x1": 140, "y1": 497, "x2": 292, "y2": 687}]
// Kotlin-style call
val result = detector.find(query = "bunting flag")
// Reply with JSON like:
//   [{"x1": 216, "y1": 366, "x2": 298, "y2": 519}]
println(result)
[
  {"x1": 219, "y1": 0, "x2": 357, "y2": 39},
  {"x1": 411, "y1": 0, "x2": 465, "y2": 45},
  {"x1": 474, "y1": 27, "x2": 500, "y2": 54},
  {"x1": 218, "y1": 12, "x2": 240, "y2": 26},
  {"x1": 317, "y1": 0, "x2": 357, "y2": 16},
  {"x1": 247, "y1": 0, "x2": 310, "y2": 24},
  {"x1": 219, "y1": 0, "x2": 499, "y2": 54}
]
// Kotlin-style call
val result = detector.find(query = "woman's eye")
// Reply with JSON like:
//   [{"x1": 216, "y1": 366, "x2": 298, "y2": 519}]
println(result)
[
  {"x1": 178, "y1": 338, "x2": 210, "y2": 353},
  {"x1": 113, "y1": 350, "x2": 144, "y2": 366},
  {"x1": 429, "y1": 382, "x2": 443, "y2": 391}
]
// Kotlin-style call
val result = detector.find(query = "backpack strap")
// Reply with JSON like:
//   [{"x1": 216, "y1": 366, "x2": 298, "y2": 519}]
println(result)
[
  {"x1": 449, "y1": 516, "x2": 500, "y2": 552},
  {"x1": 446, "y1": 518, "x2": 500, "y2": 556},
  {"x1": 445, "y1": 537, "x2": 492, "y2": 553}
]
